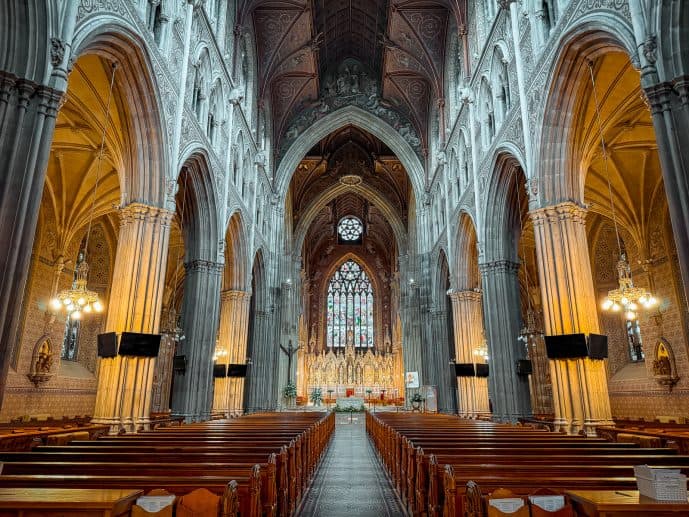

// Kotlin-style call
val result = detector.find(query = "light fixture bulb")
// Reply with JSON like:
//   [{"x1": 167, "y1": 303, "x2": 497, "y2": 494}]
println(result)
[
  {"x1": 84, "y1": 304, "x2": 92, "y2": 313},
  {"x1": 621, "y1": 297, "x2": 629, "y2": 306},
  {"x1": 612, "y1": 303, "x2": 621, "y2": 312},
  {"x1": 629, "y1": 302, "x2": 638, "y2": 311},
  {"x1": 625, "y1": 311, "x2": 636, "y2": 321},
  {"x1": 601, "y1": 299, "x2": 613, "y2": 310},
  {"x1": 93, "y1": 301, "x2": 103, "y2": 312},
  {"x1": 77, "y1": 297, "x2": 86, "y2": 306},
  {"x1": 63, "y1": 298, "x2": 71, "y2": 305},
  {"x1": 648, "y1": 297, "x2": 657, "y2": 306},
  {"x1": 72, "y1": 310, "x2": 82, "y2": 320},
  {"x1": 50, "y1": 298, "x2": 62, "y2": 310}
]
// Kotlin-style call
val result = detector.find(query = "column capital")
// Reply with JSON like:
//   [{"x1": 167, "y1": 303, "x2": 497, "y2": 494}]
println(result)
[
  {"x1": 449, "y1": 289, "x2": 482, "y2": 303},
  {"x1": 478, "y1": 260, "x2": 520, "y2": 275},
  {"x1": 497, "y1": 0, "x2": 515, "y2": 10},
  {"x1": 119, "y1": 202, "x2": 174, "y2": 226},
  {"x1": 529, "y1": 201, "x2": 587, "y2": 227},
  {"x1": 221, "y1": 289, "x2": 251, "y2": 302},
  {"x1": 185, "y1": 259, "x2": 223, "y2": 275}
]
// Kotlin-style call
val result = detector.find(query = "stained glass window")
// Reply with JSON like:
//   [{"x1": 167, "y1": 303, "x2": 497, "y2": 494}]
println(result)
[
  {"x1": 337, "y1": 217, "x2": 363, "y2": 241},
  {"x1": 326, "y1": 260, "x2": 374, "y2": 348}
]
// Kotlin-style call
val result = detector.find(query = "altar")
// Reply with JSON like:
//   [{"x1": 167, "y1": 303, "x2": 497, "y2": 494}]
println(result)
[{"x1": 335, "y1": 397, "x2": 364, "y2": 410}]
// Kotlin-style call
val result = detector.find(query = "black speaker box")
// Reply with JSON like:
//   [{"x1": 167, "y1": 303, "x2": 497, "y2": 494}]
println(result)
[
  {"x1": 97, "y1": 332, "x2": 118, "y2": 358},
  {"x1": 587, "y1": 333, "x2": 608, "y2": 359},
  {"x1": 173, "y1": 355, "x2": 187, "y2": 374},
  {"x1": 475, "y1": 363, "x2": 489, "y2": 377},
  {"x1": 516, "y1": 359, "x2": 533, "y2": 376},
  {"x1": 455, "y1": 363, "x2": 475, "y2": 377},
  {"x1": 227, "y1": 364, "x2": 248, "y2": 377},
  {"x1": 213, "y1": 363, "x2": 227, "y2": 378}
]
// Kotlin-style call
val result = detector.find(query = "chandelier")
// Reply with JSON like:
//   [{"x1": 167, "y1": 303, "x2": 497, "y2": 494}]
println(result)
[
  {"x1": 601, "y1": 254, "x2": 657, "y2": 320},
  {"x1": 50, "y1": 63, "x2": 118, "y2": 320},
  {"x1": 587, "y1": 60, "x2": 657, "y2": 321},
  {"x1": 50, "y1": 260, "x2": 103, "y2": 319}
]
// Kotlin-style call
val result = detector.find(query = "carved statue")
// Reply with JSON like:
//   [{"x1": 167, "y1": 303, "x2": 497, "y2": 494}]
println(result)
[{"x1": 653, "y1": 356, "x2": 671, "y2": 377}]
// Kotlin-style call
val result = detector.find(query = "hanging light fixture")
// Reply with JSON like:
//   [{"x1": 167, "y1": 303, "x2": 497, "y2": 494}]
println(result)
[
  {"x1": 587, "y1": 60, "x2": 657, "y2": 321},
  {"x1": 513, "y1": 170, "x2": 544, "y2": 353},
  {"x1": 50, "y1": 63, "x2": 118, "y2": 320},
  {"x1": 161, "y1": 173, "x2": 188, "y2": 344}
]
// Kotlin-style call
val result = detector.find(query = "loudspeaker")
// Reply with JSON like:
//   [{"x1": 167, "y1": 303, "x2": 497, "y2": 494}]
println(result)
[
  {"x1": 455, "y1": 363, "x2": 475, "y2": 377},
  {"x1": 213, "y1": 363, "x2": 227, "y2": 378},
  {"x1": 227, "y1": 364, "x2": 248, "y2": 378},
  {"x1": 516, "y1": 359, "x2": 533, "y2": 376},
  {"x1": 475, "y1": 363, "x2": 489, "y2": 377},
  {"x1": 544, "y1": 333, "x2": 589, "y2": 359},
  {"x1": 118, "y1": 332, "x2": 161, "y2": 357},
  {"x1": 173, "y1": 355, "x2": 187, "y2": 374},
  {"x1": 587, "y1": 333, "x2": 608, "y2": 360},
  {"x1": 97, "y1": 332, "x2": 118, "y2": 358}
]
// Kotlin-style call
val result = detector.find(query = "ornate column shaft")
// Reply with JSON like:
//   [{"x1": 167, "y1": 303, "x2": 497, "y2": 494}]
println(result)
[
  {"x1": 172, "y1": 259, "x2": 222, "y2": 421},
  {"x1": 0, "y1": 74, "x2": 62, "y2": 405},
  {"x1": 429, "y1": 306, "x2": 456, "y2": 413},
  {"x1": 212, "y1": 289, "x2": 251, "y2": 416},
  {"x1": 450, "y1": 290, "x2": 490, "y2": 417},
  {"x1": 530, "y1": 202, "x2": 613, "y2": 434},
  {"x1": 479, "y1": 260, "x2": 531, "y2": 422},
  {"x1": 92, "y1": 203, "x2": 173, "y2": 432}
]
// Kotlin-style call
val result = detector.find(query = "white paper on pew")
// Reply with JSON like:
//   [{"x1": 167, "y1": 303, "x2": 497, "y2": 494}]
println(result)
[
  {"x1": 529, "y1": 495, "x2": 565, "y2": 511},
  {"x1": 135, "y1": 495, "x2": 176, "y2": 512},
  {"x1": 489, "y1": 498, "x2": 524, "y2": 513}
]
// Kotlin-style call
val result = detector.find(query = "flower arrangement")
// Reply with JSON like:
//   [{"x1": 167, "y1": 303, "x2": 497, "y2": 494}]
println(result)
[
  {"x1": 310, "y1": 388, "x2": 323, "y2": 405},
  {"x1": 282, "y1": 382, "x2": 297, "y2": 399}
]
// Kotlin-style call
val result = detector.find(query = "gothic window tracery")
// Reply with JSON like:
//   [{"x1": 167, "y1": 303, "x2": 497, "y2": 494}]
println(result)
[
  {"x1": 337, "y1": 217, "x2": 363, "y2": 241},
  {"x1": 326, "y1": 260, "x2": 374, "y2": 349}
]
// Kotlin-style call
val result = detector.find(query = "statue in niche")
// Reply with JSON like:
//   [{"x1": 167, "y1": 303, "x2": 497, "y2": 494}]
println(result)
[
  {"x1": 27, "y1": 337, "x2": 54, "y2": 387},
  {"x1": 652, "y1": 339, "x2": 679, "y2": 391}
]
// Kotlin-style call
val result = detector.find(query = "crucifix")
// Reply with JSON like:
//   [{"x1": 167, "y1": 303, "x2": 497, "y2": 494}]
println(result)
[{"x1": 280, "y1": 340, "x2": 300, "y2": 384}]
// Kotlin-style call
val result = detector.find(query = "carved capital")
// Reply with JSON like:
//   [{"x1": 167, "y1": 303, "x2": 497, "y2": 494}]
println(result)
[
  {"x1": 50, "y1": 37, "x2": 66, "y2": 67},
  {"x1": 221, "y1": 289, "x2": 251, "y2": 303},
  {"x1": 529, "y1": 201, "x2": 587, "y2": 228},
  {"x1": 119, "y1": 202, "x2": 174, "y2": 227},
  {"x1": 185, "y1": 259, "x2": 223, "y2": 275},
  {"x1": 497, "y1": 0, "x2": 515, "y2": 10},
  {"x1": 478, "y1": 260, "x2": 520, "y2": 276},
  {"x1": 449, "y1": 289, "x2": 482, "y2": 304}
]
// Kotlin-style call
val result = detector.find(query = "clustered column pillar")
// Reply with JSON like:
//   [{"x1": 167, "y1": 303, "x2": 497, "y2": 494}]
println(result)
[
  {"x1": 0, "y1": 74, "x2": 62, "y2": 403},
  {"x1": 172, "y1": 260, "x2": 222, "y2": 421},
  {"x1": 92, "y1": 203, "x2": 173, "y2": 433},
  {"x1": 245, "y1": 308, "x2": 276, "y2": 412},
  {"x1": 213, "y1": 289, "x2": 251, "y2": 416},
  {"x1": 530, "y1": 202, "x2": 613, "y2": 435},
  {"x1": 449, "y1": 290, "x2": 490, "y2": 417},
  {"x1": 479, "y1": 260, "x2": 531, "y2": 422}
]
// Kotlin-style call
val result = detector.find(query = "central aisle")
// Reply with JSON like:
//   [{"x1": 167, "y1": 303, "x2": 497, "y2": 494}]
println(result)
[{"x1": 297, "y1": 412, "x2": 407, "y2": 516}]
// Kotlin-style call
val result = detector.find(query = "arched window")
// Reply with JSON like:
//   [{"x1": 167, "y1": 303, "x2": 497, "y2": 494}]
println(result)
[
  {"x1": 337, "y1": 216, "x2": 363, "y2": 242},
  {"x1": 326, "y1": 260, "x2": 374, "y2": 348}
]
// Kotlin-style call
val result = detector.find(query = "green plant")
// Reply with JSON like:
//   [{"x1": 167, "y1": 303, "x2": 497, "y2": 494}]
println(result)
[
  {"x1": 310, "y1": 388, "x2": 322, "y2": 405},
  {"x1": 282, "y1": 382, "x2": 297, "y2": 399}
]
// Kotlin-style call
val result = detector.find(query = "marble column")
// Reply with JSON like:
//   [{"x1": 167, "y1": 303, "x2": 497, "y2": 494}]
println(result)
[
  {"x1": 172, "y1": 259, "x2": 222, "y2": 421},
  {"x1": 428, "y1": 306, "x2": 456, "y2": 413},
  {"x1": 530, "y1": 202, "x2": 613, "y2": 435},
  {"x1": 245, "y1": 308, "x2": 276, "y2": 411},
  {"x1": 449, "y1": 290, "x2": 490, "y2": 417},
  {"x1": 212, "y1": 289, "x2": 251, "y2": 416},
  {"x1": 0, "y1": 73, "x2": 62, "y2": 405},
  {"x1": 92, "y1": 203, "x2": 173, "y2": 432},
  {"x1": 479, "y1": 260, "x2": 532, "y2": 422}
]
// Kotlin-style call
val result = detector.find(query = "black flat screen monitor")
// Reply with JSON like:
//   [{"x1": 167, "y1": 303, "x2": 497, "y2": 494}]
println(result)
[
  {"x1": 545, "y1": 333, "x2": 588, "y2": 359},
  {"x1": 587, "y1": 333, "x2": 608, "y2": 360},
  {"x1": 475, "y1": 363, "x2": 489, "y2": 377},
  {"x1": 516, "y1": 359, "x2": 533, "y2": 376},
  {"x1": 455, "y1": 363, "x2": 475, "y2": 377},
  {"x1": 97, "y1": 332, "x2": 118, "y2": 358},
  {"x1": 118, "y1": 332, "x2": 161, "y2": 357},
  {"x1": 213, "y1": 363, "x2": 227, "y2": 378},
  {"x1": 227, "y1": 364, "x2": 248, "y2": 377}
]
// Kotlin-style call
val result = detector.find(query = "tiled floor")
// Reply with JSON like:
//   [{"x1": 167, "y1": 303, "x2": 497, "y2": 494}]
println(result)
[{"x1": 296, "y1": 413, "x2": 407, "y2": 516}]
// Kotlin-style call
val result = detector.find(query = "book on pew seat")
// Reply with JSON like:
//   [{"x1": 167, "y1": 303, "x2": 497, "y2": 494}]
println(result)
[
  {"x1": 133, "y1": 494, "x2": 175, "y2": 516},
  {"x1": 634, "y1": 465, "x2": 688, "y2": 501},
  {"x1": 528, "y1": 495, "x2": 565, "y2": 511}
]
